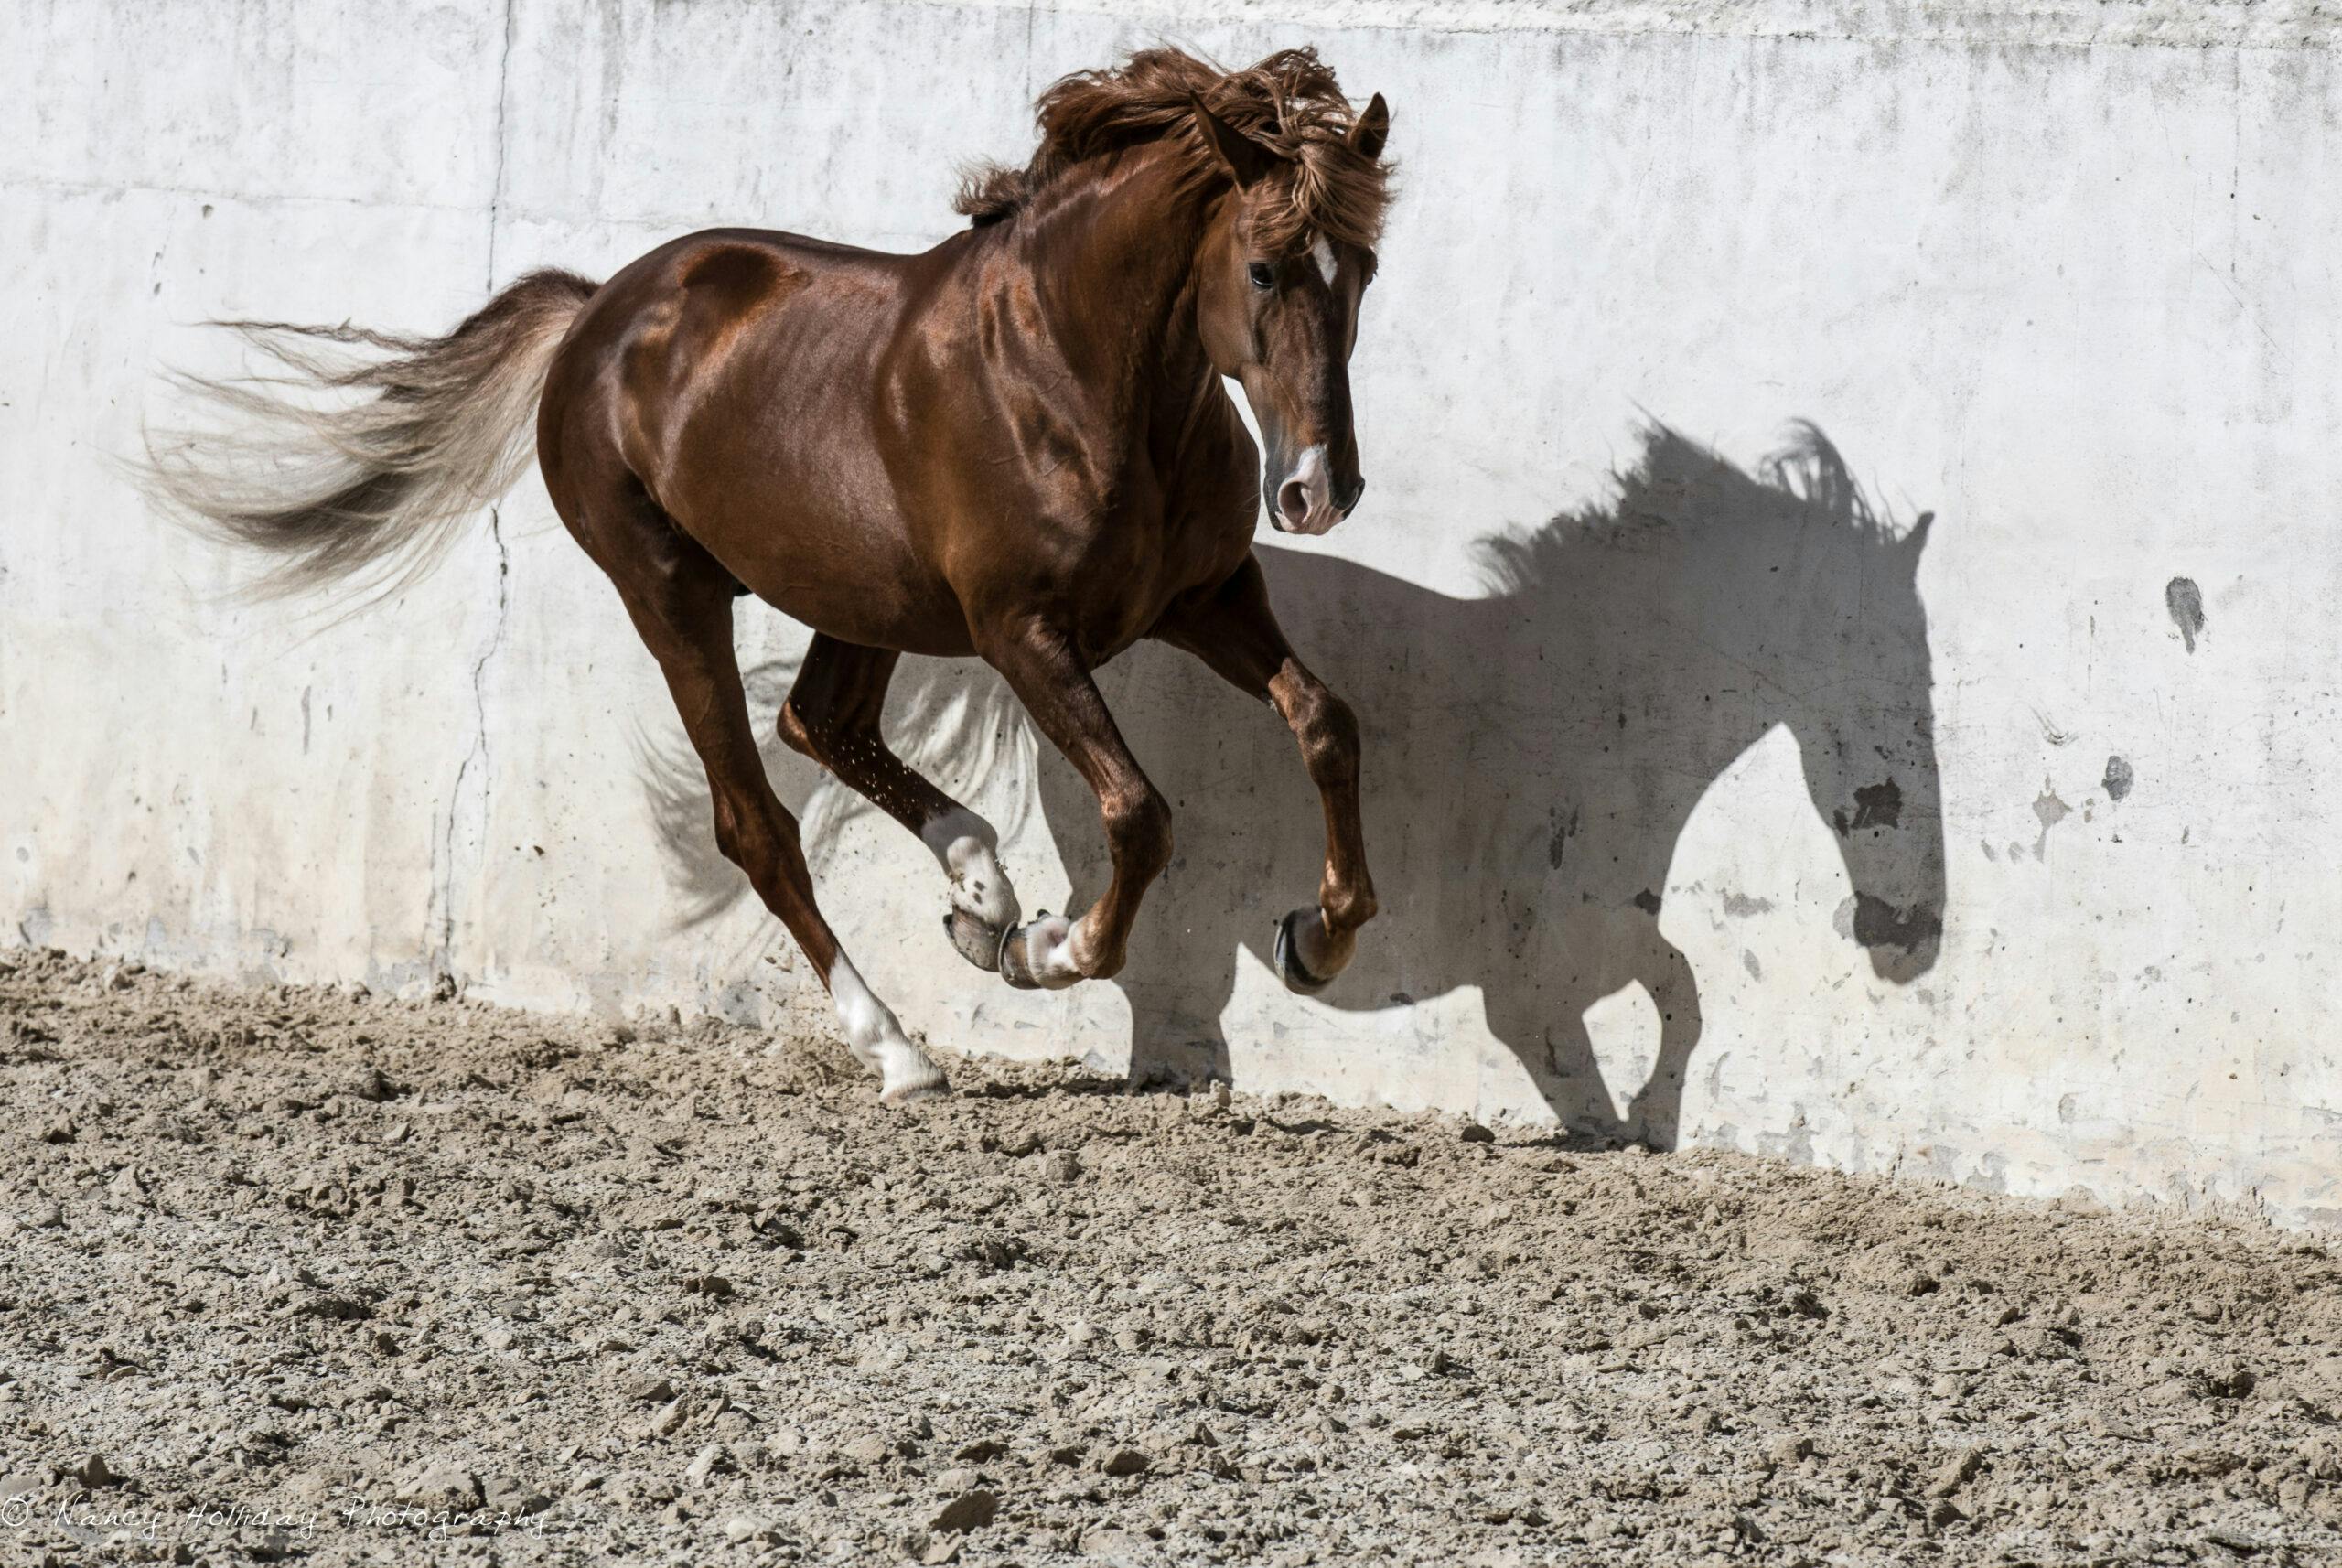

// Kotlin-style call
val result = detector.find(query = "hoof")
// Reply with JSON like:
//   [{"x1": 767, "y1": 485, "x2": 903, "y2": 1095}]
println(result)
[
  {"x1": 880, "y1": 1072, "x2": 948, "y2": 1106},
  {"x1": 999, "y1": 911, "x2": 1080, "y2": 991},
  {"x1": 1273, "y1": 908, "x2": 1335, "y2": 995},
  {"x1": 876, "y1": 1040, "x2": 949, "y2": 1104},
  {"x1": 942, "y1": 909, "x2": 1006, "y2": 972}
]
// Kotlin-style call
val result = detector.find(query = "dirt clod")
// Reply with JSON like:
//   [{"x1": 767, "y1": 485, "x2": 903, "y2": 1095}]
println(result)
[{"x1": 931, "y1": 1488, "x2": 999, "y2": 1532}]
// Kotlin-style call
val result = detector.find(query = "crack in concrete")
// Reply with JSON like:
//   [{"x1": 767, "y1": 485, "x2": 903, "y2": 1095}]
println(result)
[
  {"x1": 427, "y1": 0, "x2": 521, "y2": 986},
  {"x1": 484, "y1": 0, "x2": 516, "y2": 290},
  {"x1": 432, "y1": 509, "x2": 513, "y2": 977}
]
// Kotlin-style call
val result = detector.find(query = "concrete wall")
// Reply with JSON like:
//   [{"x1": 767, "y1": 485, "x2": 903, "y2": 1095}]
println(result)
[{"x1": 7, "y1": 0, "x2": 2340, "y2": 1225}]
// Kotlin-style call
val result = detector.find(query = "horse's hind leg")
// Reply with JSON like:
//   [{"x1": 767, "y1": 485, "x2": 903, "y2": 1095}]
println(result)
[
  {"x1": 585, "y1": 506, "x2": 945, "y2": 1102},
  {"x1": 777, "y1": 634, "x2": 1023, "y2": 971},
  {"x1": 1153, "y1": 555, "x2": 1378, "y2": 993}
]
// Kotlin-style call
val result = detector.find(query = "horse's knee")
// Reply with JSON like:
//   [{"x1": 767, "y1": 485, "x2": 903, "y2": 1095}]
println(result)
[
  {"x1": 711, "y1": 800, "x2": 760, "y2": 870},
  {"x1": 711, "y1": 792, "x2": 799, "y2": 877},
  {"x1": 1101, "y1": 781, "x2": 1174, "y2": 880},
  {"x1": 1292, "y1": 682, "x2": 1361, "y2": 789}
]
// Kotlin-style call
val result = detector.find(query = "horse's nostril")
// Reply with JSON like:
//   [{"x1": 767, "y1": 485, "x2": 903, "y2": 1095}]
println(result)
[{"x1": 1277, "y1": 479, "x2": 1310, "y2": 526}]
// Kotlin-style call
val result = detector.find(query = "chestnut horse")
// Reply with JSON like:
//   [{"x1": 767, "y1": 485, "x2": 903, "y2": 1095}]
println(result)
[{"x1": 143, "y1": 48, "x2": 1394, "y2": 1101}]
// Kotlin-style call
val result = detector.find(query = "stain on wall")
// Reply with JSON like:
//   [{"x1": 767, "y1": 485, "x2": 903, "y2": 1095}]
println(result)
[
  {"x1": 1834, "y1": 778, "x2": 1904, "y2": 834},
  {"x1": 2165, "y1": 577, "x2": 2206, "y2": 653},
  {"x1": 1546, "y1": 807, "x2": 1577, "y2": 871},
  {"x1": 1846, "y1": 892, "x2": 1946, "y2": 956},
  {"x1": 2032, "y1": 783, "x2": 2071, "y2": 858},
  {"x1": 2102, "y1": 755, "x2": 2134, "y2": 802}
]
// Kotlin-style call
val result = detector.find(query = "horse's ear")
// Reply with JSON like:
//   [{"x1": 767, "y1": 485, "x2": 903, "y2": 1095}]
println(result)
[
  {"x1": 1191, "y1": 95, "x2": 1275, "y2": 189},
  {"x1": 1903, "y1": 510, "x2": 1935, "y2": 564},
  {"x1": 1348, "y1": 92, "x2": 1391, "y2": 161}
]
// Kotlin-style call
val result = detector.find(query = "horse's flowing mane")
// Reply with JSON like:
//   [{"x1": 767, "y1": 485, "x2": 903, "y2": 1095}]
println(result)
[
  {"x1": 1477, "y1": 424, "x2": 1921, "y2": 597},
  {"x1": 955, "y1": 47, "x2": 1392, "y2": 254}
]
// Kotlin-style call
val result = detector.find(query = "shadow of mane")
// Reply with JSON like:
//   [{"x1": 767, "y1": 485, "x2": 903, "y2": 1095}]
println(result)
[{"x1": 640, "y1": 423, "x2": 1944, "y2": 1144}]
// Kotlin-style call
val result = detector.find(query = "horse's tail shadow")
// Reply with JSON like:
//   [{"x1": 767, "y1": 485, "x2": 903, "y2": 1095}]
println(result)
[{"x1": 634, "y1": 645, "x2": 1037, "y2": 929}]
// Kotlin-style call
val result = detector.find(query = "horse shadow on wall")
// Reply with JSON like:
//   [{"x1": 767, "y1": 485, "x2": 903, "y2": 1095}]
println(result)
[{"x1": 640, "y1": 424, "x2": 1945, "y2": 1146}]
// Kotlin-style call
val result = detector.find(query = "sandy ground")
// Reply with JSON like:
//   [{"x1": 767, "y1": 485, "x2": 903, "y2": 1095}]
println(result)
[{"x1": 2, "y1": 949, "x2": 2339, "y2": 1566}]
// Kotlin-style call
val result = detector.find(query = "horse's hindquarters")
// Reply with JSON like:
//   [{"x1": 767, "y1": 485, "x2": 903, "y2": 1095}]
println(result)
[{"x1": 542, "y1": 229, "x2": 973, "y2": 654}]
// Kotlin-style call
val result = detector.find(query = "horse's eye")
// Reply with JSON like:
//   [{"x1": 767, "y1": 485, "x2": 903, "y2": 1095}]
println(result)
[{"x1": 1247, "y1": 262, "x2": 1275, "y2": 291}]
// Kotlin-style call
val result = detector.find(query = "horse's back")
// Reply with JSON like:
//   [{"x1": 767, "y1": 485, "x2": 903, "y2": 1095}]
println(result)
[{"x1": 559, "y1": 225, "x2": 918, "y2": 398}]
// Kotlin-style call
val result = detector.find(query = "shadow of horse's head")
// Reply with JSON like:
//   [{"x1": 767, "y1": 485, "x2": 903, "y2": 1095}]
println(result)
[
  {"x1": 1470, "y1": 423, "x2": 1943, "y2": 987},
  {"x1": 635, "y1": 422, "x2": 1944, "y2": 1143}
]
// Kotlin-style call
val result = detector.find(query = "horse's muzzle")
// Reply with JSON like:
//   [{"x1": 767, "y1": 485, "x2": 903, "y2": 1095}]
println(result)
[{"x1": 1272, "y1": 445, "x2": 1345, "y2": 535}]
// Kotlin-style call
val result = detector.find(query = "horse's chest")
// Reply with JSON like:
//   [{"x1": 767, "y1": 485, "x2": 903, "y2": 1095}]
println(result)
[{"x1": 1065, "y1": 503, "x2": 1254, "y2": 658}]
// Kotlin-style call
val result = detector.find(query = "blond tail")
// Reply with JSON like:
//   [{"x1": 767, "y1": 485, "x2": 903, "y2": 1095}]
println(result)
[{"x1": 137, "y1": 267, "x2": 599, "y2": 601}]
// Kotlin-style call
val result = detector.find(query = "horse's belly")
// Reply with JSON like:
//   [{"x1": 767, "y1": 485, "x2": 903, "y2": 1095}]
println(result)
[
  {"x1": 747, "y1": 543, "x2": 973, "y2": 657},
  {"x1": 671, "y1": 475, "x2": 970, "y2": 655}
]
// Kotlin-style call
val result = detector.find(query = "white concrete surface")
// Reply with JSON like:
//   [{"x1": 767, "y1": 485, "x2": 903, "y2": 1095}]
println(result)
[{"x1": 5, "y1": 0, "x2": 2340, "y2": 1225}]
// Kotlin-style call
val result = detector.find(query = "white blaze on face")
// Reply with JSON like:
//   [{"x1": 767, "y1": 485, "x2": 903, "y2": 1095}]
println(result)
[
  {"x1": 919, "y1": 805, "x2": 1019, "y2": 931},
  {"x1": 1267, "y1": 240, "x2": 1346, "y2": 536},
  {"x1": 1311, "y1": 236, "x2": 1337, "y2": 285},
  {"x1": 827, "y1": 952, "x2": 944, "y2": 1102}
]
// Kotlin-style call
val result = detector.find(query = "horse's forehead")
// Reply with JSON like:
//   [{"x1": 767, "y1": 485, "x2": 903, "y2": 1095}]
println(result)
[{"x1": 1309, "y1": 236, "x2": 1337, "y2": 285}]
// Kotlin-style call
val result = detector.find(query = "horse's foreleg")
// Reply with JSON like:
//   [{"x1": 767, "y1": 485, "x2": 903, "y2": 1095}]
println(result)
[
  {"x1": 778, "y1": 634, "x2": 1022, "y2": 971},
  {"x1": 979, "y1": 628, "x2": 1171, "y2": 990},
  {"x1": 1155, "y1": 555, "x2": 1377, "y2": 993},
  {"x1": 602, "y1": 538, "x2": 945, "y2": 1103}
]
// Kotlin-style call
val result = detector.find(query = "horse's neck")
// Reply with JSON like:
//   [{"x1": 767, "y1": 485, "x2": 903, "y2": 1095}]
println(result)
[{"x1": 1016, "y1": 149, "x2": 1223, "y2": 445}]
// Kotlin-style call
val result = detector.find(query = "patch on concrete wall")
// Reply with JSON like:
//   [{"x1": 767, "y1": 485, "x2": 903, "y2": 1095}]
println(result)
[
  {"x1": 1546, "y1": 807, "x2": 1577, "y2": 871},
  {"x1": 1832, "y1": 778, "x2": 1904, "y2": 835},
  {"x1": 2165, "y1": 577, "x2": 2206, "y2": 653},
  {"x1": 2102, "y1": 755, "x2": 2134, "y2": 802},
  {"x1": 1834, "y1": 893, "x2": 1944, "y2": 955}
]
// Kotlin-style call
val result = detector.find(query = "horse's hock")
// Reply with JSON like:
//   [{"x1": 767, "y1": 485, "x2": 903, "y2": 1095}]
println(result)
[{"x1": 7, "y1": 0, "x2": 2340, "y2": 1225}]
